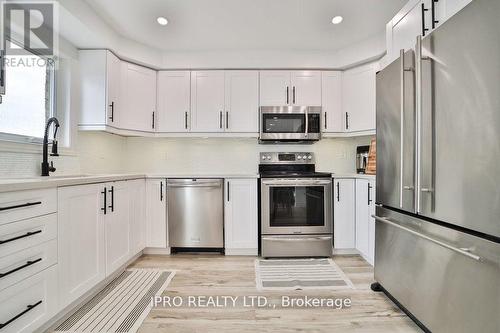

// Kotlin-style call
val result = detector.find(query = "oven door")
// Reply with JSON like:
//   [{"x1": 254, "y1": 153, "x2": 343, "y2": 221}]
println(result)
[{"x1": 261, "y1": 178, "x2": 332, "y2": 235}]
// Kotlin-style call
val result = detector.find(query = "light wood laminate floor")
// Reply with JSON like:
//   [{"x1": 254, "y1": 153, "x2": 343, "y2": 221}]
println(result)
[{"x1": 130, "y1": 254, "x2": 421, "y2": 333}]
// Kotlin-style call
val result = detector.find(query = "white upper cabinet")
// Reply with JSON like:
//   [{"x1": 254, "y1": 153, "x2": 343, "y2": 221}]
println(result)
[
  {"x1": 120, "y1": 63, "x2": 157, "y2": 132},
  {"x1": 191, "y1": 71, "x2": 226, "y2": 132},
  {"x1": 224, "y1": 71, "x2": 259, "y2": 133},
  {"x1": 342, "y1": 63, "x2": 377, "y2": 133},
  {"x1": 107, "y1": 52, "x2": 122, "y2": 127},
  {"x1": 290, "y1": 71, "x2": 322, "y2": 106},
  {"x1": 259, "y1": 71, "x2": 290, "y2": 106},
  {"x1": 387, "y1": 0, "x2": 474, "y2": 63},
  {"x1": 260, "y1": 70, "x2": 321, "y2": 106},
  {"x1": 224, "y1": 179, "x2": 258, "y2": 255},
  {"x1": 79, "y1": 50, "x2": 119, "y2": 128},
  {"x1": 157, "y1": 71, "x2": 191, "y2": 133},
  {"x1": 79, "y1": 50, "x2": 157, "y2": 133},
  {"x1": 333, "y1": 178, "x2": 356, "y2": 250},
  {"x1": 321, "y1": 71, "x2": 343, "y2": 133}
]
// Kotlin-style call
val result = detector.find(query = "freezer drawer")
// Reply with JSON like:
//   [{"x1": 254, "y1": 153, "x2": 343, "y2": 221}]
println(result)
[{"x1": 374, "y1": 206, "x2": 500, "y2": 333}]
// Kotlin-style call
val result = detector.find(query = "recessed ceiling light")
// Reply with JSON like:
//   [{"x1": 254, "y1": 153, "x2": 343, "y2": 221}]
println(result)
[
  {"x1": 331, "y1": 16, "x2": 343, "y2": 25},
  {"x1": 157, "y1": 17, "x2": 168, "y2": 26}
]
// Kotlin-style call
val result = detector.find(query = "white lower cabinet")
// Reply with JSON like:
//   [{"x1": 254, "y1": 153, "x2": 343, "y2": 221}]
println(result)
[
  {"x1": 0, "y1": 265, "x2": 58, "y2": 333},
  {"x1": 58, "y1": 183, "x2": 107, "y2": 308},
  {"x1": 129, "y1": 180, "x2": 146, "y2": 255},
  {"x1": 58, "y1": 180, "x2": 144, "y2": 308},
  {"x1": 355, "y1": 179, "x2": 376, "y2": 265},
  {"x1": 333, "y1": 179, "x2": 356, "y2": 249},
  {"x1": 145, "y1": 179, "x2": 167, "y2": 248},
  {"x1": 104, "y1": 181, "x2": 131, "y2": 275},
  {"x1": 333, "y1": 177, "x2": 376, "y2": 265},
  {"x1": 224, "y1": 179, "x2": 258, "y2": 255}
]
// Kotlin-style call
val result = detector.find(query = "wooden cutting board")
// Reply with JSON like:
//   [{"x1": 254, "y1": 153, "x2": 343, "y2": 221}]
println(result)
[{"x1": 366, "y1": 138, "x2": 376, "y2": 175}]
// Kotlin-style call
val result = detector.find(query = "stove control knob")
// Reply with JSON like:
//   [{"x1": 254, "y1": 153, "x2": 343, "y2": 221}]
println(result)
[
  {"x1": 261, "y1": 155, "x2": 266, "y2": 160},
  {"x1": 307, "y1": 155, "x2": 313, "y2": 160},
  {"x1": 267, "y1": 155, "x2": 272, "y2": 160},
  {"x1": 297, "y1": 156, "x2": 302, "y2": 160}
]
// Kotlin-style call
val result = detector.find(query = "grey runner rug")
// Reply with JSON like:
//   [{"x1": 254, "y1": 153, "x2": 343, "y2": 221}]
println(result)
[
  {"x1": 55, "y1": 268, "x2": 175, "y2": 333},
  {"x1": 255, "y1": 258, "x2": 354, "y2": 291}
]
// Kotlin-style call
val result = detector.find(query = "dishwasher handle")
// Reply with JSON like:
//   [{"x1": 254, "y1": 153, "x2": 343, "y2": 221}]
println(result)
[{"x1": 167, "y1": 180, "x2": 222, "y2": 188}]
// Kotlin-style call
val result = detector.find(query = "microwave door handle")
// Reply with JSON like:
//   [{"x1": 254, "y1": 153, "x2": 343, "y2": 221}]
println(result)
[{"x1": 304, "y1": 109, "x2": 309, "y2": 137}]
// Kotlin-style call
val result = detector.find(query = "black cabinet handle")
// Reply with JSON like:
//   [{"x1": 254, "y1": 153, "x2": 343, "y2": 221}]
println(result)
[
  {"x1": 0, "y1": 201, "x2": 41, "y2": 212},
  {"x1": 421, "y1": 3, "x2": 429, "y2": 36},
  {"x1": 431, "y1": 0, "x2": 439, "y2": 29},
  {"x1": 0, "y1": 300, "x2": 42, "y2": 329},
  {"x1": 227, "y1": 182, "x2": 230, "y2": 202},
  {"x1": 286, "y1": 87, "x2": 289, "y2": 104},
  {"x1": 101, "y1": 187, "x2": 107, "y2": 215},
  {"x1": 226, "y1": 111, "x2": 229, "y2": 129},
  {"x1": 185, "y1": 111, "x2": 188, "y2": 130},
  {"x1": 324, "y1": 113, "x2": 327, "y2": 130},
  {"x1": 336, "y1": 182, "x2": 340, "y2": 202},
  {"x1": 108, "y1": 102, "x2": 114, "y2": 122},
  {"x1": 152, "y1": 112, "x2": 155, "y2": 129},
  {"x1": 345, "y1": 112, "x2": 349, "y2": 130},
  {"x1": 108, "y1": 186, "x2": 114, "y2": 212},
  {"x1": 0, "y1": 230, "x2": 42, "y2": 245},
  {"x1": 292, "y1": 86, "x2": 296, "y2": 104},
  {"x1": 219, "y1": 111, "x2": 223, "y2": 129},
  {"x1": 368, "y1": 183, "x2": 373, "y2": 205},
  {"x1": 0, "y1": 258, "x2": 42, "y2": 278},
  {"x1": 160, "y1": 181, "x2": 164, "y2": 202}
]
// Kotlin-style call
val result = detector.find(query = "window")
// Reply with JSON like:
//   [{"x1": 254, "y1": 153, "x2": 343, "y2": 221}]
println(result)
[{"x1": 0, "y1": 43, "x2": 55, "y2": 143}]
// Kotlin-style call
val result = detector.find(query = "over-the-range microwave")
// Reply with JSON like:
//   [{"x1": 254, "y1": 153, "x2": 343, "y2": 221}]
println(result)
[{"x1": 259, "y1": 106, "x2": 322, "y2": 144}]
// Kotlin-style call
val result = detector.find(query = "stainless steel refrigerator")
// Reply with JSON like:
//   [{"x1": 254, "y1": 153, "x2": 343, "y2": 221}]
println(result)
[{"x1": 374, "y1": 0, "x2": 500, "y2": 332}]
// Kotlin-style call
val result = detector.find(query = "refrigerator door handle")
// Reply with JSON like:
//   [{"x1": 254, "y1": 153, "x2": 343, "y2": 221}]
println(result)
[
  {"x1": 399, "y1": 49, "x2": 405, "y2": 208},
  {"x1": 372, "y1": 215, "x2": 482, "y2": 262}
]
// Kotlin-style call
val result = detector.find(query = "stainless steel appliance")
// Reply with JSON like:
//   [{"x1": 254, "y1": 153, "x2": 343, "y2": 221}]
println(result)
[
  {"x1": 375, "y1": 1, "x2": 500, "y2": 332},
  {"x1": 356, "y1": 145, "x2": 370, "y2": 174},
  {"x1": 259, "y1": 106, "x2": 322, "y2": 143},
  {"x1": 259, "y1": 152, "x2": 333, "y2": 257},
  {"x1": 167, "y1": 179, "x2": 224, "y2": 251}
]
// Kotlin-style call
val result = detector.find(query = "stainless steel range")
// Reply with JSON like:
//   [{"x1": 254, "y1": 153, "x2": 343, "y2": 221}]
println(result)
[{"x1": 259, "y1": 152, "x2": 332, "y2": 258}]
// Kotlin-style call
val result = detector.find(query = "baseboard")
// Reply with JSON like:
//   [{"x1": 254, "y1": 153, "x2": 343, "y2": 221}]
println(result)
[
  {"x1": 143, "y1": 247, "x2": 171, "y2": 255},
  {"x1": 225, "y1": 248, "x2": 258, "y2": 256},
  {"x1": 38, "y1": 251, "x2": 143, "y2": 333},
  {"x1": 332, "y1": 248, "x2": 359, "y2": 255}
]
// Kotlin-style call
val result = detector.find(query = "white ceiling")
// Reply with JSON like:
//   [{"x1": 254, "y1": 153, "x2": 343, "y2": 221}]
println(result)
[{"x1": 83, "y1": 0, "x2": 406, "y2": 52}]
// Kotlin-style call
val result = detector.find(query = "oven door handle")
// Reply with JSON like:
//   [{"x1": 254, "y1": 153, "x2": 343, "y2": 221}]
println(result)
[
  {"x1": 262, "y1": 236, "x2": 332, "y2": 242},
  {"x1": 261, "y1": 179, "x2": 332, "y2": 186},
  {"x1": 304, "y1": 108, "x2": 309, "y2": 137}
]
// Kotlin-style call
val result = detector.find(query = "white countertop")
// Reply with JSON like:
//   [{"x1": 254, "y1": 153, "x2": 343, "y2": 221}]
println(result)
[
  {"x1": 146, "y1": 174, "x2": 260, "y2": 179},
  {"x1": 0, "y1": 173, "x2": 260, "y2": 193},
  {"x1": 331, "y1": 173, "x2": 376, "y2": 180},
  {"x1": 0, "y1": 174, "x2": 145, "y2": 193}
]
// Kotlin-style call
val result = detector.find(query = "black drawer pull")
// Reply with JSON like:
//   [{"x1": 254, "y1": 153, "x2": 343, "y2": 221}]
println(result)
[
  {"x1": 0, "y1": 230, "x2": 42, "y2": 245},
  {"x1": 0, "y1": 258, "x2": 42, "y2": 278},
  {"x1": 0, "y1": 300, "x2": 43, "y2": 329},
  {"x1": 0, "y1": 201, "x2": 42, "y2": 212}
]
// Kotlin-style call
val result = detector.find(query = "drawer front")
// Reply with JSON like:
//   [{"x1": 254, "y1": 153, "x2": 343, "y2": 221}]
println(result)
[
  {"x1": 0, "y1": 265, "x2": 58, "y2": 333},
  {"x1": 0, "y1": 189, "x2": 57, "y2": 225},
  {"x1": 261, "y1": 235, "x2": 333, "y2": 258},
  {"x1": 0, "y1": 214, "x2": 57, "y2": 258},
  {"x1": 0, "y1": 240, "x2": 57, "y2": 292},
  {"x1": 375, "y1": 207, "x2": 500, "y2": 333}
]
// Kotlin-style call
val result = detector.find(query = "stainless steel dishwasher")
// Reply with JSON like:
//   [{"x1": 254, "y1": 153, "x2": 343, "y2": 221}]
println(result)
[{"x1": 167, "y1": 179, "x2": 224, "y2": 251}]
